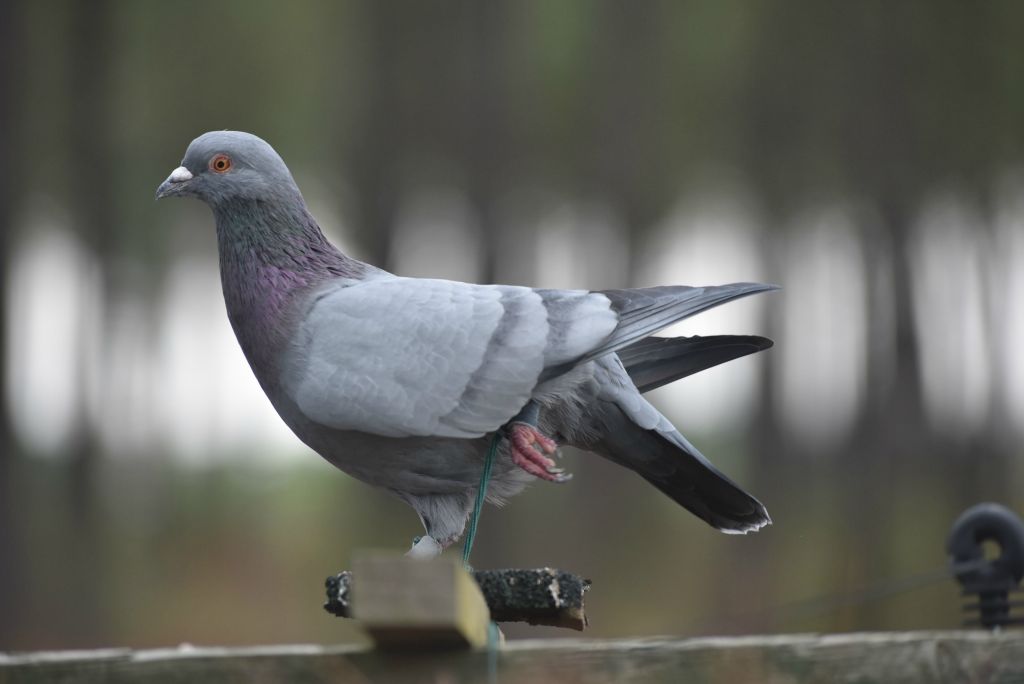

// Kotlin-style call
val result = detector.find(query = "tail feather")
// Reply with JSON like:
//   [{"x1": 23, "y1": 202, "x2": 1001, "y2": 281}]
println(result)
[
  {"x1": 618, "y1": 334, "x2": 773, "y2": 394},
  {"x1": 594, "y1": 405, "x2": 770, "y2": 534}
]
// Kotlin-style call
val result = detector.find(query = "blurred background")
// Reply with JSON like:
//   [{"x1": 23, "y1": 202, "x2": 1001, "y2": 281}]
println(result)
[{"x1": 2, "y1": 0, "x2": 1024, "y2": 650}]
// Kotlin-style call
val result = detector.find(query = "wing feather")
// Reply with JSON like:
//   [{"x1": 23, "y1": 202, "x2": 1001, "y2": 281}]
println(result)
[
  {"x1": 283, "y1": 276, "x2": 774, "y2": 440},
  {"x1": 283, "y1": 278, "x2": 603, "y2": 438}
]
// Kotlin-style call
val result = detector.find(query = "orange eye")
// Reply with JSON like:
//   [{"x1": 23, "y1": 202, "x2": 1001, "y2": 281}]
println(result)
[{"x1": 210, "y1": 154, "x2": 232, "y2": 173}]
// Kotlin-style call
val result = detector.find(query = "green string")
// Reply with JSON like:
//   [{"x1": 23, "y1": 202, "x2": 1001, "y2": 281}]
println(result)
[
  {"x1": 462, "y1": 432, "x2": 502, "y2": 682},
  {"x1": 462, "y1": 432, "x2": 501, "y2": 570},
  {"x1": 486, "y1": 621, "x2": 500, "y2": 681}
]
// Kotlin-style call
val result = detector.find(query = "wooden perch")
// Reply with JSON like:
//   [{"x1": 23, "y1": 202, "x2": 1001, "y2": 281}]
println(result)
[
  {"x1": 325, "y1": 559, "x2": 590, "y2": 633},
  {"x1": 472, "y1": 568, "x2": 590, "y2": 630}
]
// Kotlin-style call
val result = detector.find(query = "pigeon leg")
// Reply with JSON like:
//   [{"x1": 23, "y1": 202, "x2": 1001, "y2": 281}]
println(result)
[{"x1": 506, "y1": 401, "x2": 572, "y2": 483}]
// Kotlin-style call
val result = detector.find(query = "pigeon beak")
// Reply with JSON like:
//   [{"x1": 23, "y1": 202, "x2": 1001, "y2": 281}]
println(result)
[{"x1": 155, "y1": 166, "x2": 195, "y2": 200}]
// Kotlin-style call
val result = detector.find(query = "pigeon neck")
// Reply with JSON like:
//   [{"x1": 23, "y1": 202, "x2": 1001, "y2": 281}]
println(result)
[
  {"x1": 213, "y1": 197, "x2": 355, "y2": 271},
  {"x1": 211, "y1": 197, "x2": 366, "y2": 377}
]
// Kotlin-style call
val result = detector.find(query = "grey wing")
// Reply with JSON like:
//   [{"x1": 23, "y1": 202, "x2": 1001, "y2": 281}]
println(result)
[
  {"x1": 284, "y1": 277, "x2": 775, "y2": 441},
  {"x1": 282, "y1": 277, "x2": 617, "y2": 439}
]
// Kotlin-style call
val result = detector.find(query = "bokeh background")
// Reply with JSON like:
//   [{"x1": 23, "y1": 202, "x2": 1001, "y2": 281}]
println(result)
[{"x1": 3, "y1": 0, "x2": 1024, "y2": 650}]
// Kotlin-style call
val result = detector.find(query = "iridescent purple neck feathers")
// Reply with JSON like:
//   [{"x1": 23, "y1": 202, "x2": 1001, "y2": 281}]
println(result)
[{"x1": 212, "y1": 195, "x2": 370, "y2": 380}]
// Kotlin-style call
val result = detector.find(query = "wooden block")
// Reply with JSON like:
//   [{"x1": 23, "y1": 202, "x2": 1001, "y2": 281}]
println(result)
[{"x1": 350, "y1": 552, "x2": 491, "y2": 650}]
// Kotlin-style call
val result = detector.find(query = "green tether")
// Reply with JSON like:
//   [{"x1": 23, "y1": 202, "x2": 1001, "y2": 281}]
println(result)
[{"x1": 462, "y1": 432, "x2": 500, "y2": 570}]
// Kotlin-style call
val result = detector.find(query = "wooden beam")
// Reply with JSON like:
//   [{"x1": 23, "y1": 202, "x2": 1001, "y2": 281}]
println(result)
[{"x1": 4, "y1": 632, "x2": 1024, "y2": 683}]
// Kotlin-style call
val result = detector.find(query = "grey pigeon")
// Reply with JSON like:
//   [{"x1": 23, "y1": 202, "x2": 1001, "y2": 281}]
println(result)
[{"x1": 157, "y1": 131, "x2": 775, "y2": 558}]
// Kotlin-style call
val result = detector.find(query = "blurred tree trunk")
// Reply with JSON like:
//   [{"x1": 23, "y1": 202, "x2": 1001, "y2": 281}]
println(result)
[
  {"x1": 0, "y1": 0, "x2": 23, "y2": 646},
  {"x1": 592, "y1": 0, "x2": 667, "y2": 278},
  {"x1": 62, "y1": 0, "x2": 116, "y2": 645},
  {"x1": 344, "y1": 0, "x2": 401, "y2": 269},
  {"x1": 732, "y1": 0, "x2": 938, "y2": 630},
  {"x1": 461, "y1": 1, "x2": 509, "y2": 284},
  {"x1": 839, "y1": 13, "x2": 931, "y2": 629}
]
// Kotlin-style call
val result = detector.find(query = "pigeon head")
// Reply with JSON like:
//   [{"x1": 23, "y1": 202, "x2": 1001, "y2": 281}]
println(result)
[{"x1": 156, "y1": 131, "x2": 302, "y2": 206}]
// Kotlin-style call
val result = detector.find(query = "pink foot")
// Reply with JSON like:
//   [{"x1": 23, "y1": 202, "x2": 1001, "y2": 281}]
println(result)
[{"x1": 508, "y1": 423, "x2": 571, "y2": 483}]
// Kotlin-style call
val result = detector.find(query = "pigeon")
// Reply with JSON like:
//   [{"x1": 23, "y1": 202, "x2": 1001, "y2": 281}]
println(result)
[{"x1": 157, "y1": 131, "x2": 775, "y2": 558}]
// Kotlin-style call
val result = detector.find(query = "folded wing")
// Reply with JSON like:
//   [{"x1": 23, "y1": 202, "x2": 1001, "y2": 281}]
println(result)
[
  {"x1": 282, "y1": 277, "x2": 615, "y2": 438},
  {"x1": 283, "y1": 276, "x2": 775, "y2": 439}
]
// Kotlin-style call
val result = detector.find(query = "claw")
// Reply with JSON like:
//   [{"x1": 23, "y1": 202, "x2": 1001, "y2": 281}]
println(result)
[{"x1": 507, "y1": 422, "x2": 572, "y2": 483}]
